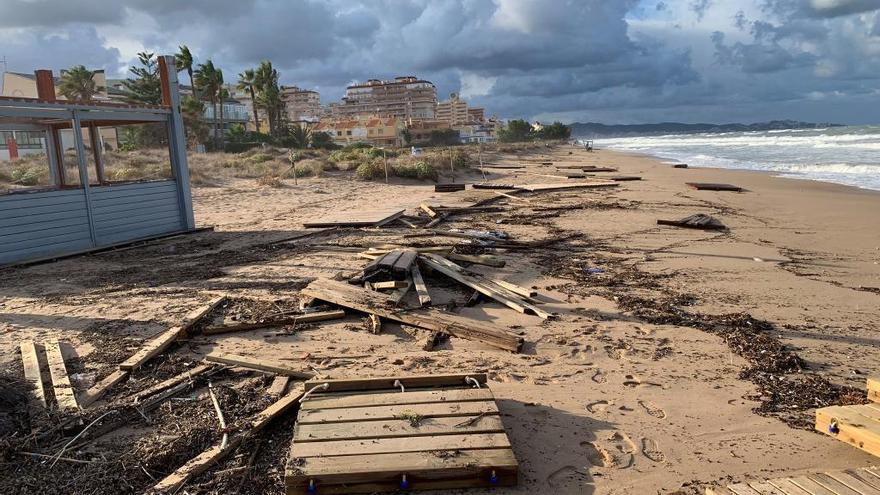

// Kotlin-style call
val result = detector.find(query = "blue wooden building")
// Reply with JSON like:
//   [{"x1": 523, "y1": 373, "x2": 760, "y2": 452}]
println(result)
[{"x1": 0, "y1": 56, "x2": 197, "y2": 266}]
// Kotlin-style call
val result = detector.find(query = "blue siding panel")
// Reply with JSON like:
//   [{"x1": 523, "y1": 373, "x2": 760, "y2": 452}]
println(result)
[
  {"x1": 91, "y1": 181, "x2": 183, "y2": 246},
  {"x1": 0, "y1": 189, "x2": 92, "y2": 265}
]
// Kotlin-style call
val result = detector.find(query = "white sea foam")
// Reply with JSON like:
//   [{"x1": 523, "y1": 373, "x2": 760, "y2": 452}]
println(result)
[{"x1": 593, "y1": 125, "x2": 880, "y2": 191}]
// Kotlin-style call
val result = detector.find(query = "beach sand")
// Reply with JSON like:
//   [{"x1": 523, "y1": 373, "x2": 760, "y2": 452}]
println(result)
[{"x1": 0, "y1": 145, "x2": 878, "y2": 494}]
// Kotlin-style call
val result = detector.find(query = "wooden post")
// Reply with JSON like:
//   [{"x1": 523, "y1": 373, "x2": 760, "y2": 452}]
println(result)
[
  {"x1": 157, "y1": 56, "x2": 173, "y2": 107},
  {"x1": 72, "y1": 111, "x2": 97, "y2": 246},
  {"x1": 160, "y1": 55, "x2": 196, "y2": 230},
  {"x1": 34, "y1": 70, "x2": 56, "y2": 101},
  {"x1": 449, "y1": 147, "x2": 455, "y2": 183},
  {"x1": 45, "y1": 126, "x2": 64, "y2": 186},
  {"x1": 478, "y1": 144, "x2": 486, "y2": 180},
  {"x1": 88, "y1": 124, "x2": 106, "y2": 184},
  {"x1": 382, "y1": 148, "x2": 388, "y2": 183}
]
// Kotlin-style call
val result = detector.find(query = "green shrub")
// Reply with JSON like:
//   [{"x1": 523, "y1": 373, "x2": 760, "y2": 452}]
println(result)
[
  {"x1": 392, "y1": 161, "x2": 438, "y2": 181},
  {"x1": 290, "y1": 160, "x2": 324, "y2": 178},
  {"x1": 256, "y1": 174, "x2": 284, "y2": 188},
  {"x1": 247, "y1": 153, "x2": 274, "y2": 164},
  {"x1": 11, "y1": 165, "x2": 47, "y2": 185},
  {"x1": 355, "y1": 161, "x2": 385, "y2": 180}
]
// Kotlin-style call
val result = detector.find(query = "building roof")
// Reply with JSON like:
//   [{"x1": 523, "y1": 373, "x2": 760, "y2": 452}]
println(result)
[{"x1": 347, "y1": 77, "x2": 434, "y2": 89}]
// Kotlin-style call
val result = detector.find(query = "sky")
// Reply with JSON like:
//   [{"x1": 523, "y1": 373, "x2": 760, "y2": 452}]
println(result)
[{"x1": 1, "y1": 0, "x2": 879, "y2": 124}]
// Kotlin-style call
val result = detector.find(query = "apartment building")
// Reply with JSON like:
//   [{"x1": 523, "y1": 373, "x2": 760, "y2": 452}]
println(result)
[
  {"x1": 281, "y1": 86, "x2": 321, "y2": 122},
  {"x1": 314, "y1": 115, "x2": 403, "y2": 147},
  {"x1": 436, "y1": 93, "x2": 470, "y2": 126},
  {"x1": 468, "y1": 107, "x2": 486, "y2": 123},
  {"x1": 331, "y1": 76, "x2": 437, "y2": 121}
]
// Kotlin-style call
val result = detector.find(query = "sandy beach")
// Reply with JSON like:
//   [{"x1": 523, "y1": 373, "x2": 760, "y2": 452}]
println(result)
[{"x1": 1, "y1": 145, "x2": 878, "y2": 494}]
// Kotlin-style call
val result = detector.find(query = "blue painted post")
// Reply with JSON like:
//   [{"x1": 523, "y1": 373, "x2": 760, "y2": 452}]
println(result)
[
  {"x1": 160, "y1": 55, "x2": 196, "y2": 230},
  {"x1": 71, "y1": 111, "x2": 97, "y2": 246}
]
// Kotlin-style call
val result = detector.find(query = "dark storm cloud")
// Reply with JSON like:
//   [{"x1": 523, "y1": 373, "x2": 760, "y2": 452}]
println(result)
[{"x1": 2, "y1": 0, "x2": 879, "y2": 123}]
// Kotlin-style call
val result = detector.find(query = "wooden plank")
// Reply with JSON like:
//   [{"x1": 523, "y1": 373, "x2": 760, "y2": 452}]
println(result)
[
  {"x1": 268, "y1": 375, "x2": 290, "y2": 397},
  {"x1": 127, "y1": 364, "x2": 214, "y2": 404},
  {"x1": 447, "y1": 253, "x2": 506, "y2": 268},
  {"x1": 151, "y1": 384, "x2": 305, "y2": 493},
  {"x1": 423, "y1": 331, "x2": 442, "y2": 351},
  {"x1": 301, "y1": 278, "x2": 523, "y2": 352},
  {"x1": 44, "y1": 340, "x2": 78, "y2": 412},
  {"x1": 518, "y1": 181, "x2": 618, "y2": 192},
  {"x1": 767, "y1": 479, "x2": 814, "y2": 495},
  {"x1": 205, "y1": 353, "x2": 314, "y2": 379},
  {"x1": 119, "y1": 295, "x2": 227, "y2": 371},
  {"x1": 297, "y1": 400, "x2": 498, "y2": 424},
  {"x1": 811, "y1": 473, "x2": 868, "y2": 495},
  {"x1": 746, "y1": 482, "x2": 789, "y2": 495},
  {"x1": 387, "y1": 276, "x2": 411, "y2": 306},
  {"x1": 295, "y1": 414, "x2": 505, "y2": 442},
  {"x1": 301, "y1": 388, "x2": 494, "y2": 410},
  {"x1": 727, "y1": 483, "x2": 764, "y2": 495},
  {"x1": 687, "y1": 182, "x2": 743, "y2": 192},
  {"x1": 303, "y1": 209, "x2": 405, "y2": 228},
  {"x1": 424, "y1": 212, "x2": 448, "y2": 229},
  {"x1": 419, "y1": 203, "x2": 438, "y2": 218},
  {"x1": 202, "y1": 310, "x2": 345, "y2": 335},
  {"x1": 706, "y1": 488, "x2": 737, "y2": 495},
  {"x1": 492, "y1": 279, "x2": 537, "y2": 298},
  {"x1": 789, "y1": 476, "x2": 842, "y2": 495},
  {"x1": 825, "y1": 471, "x2": 880, "y2": 495},
  {"x1": 79, "y1": 370, "x2": 130, "y2": 408},
  {"x1": 420, "y1": 254, "x2": 555, "y2": 319},
  {"x1": 292, "y1": 432, "x2": 510, "y2": 458},
  {"x1": 391, "y1": 250, "x2": 418, "y2": 276},
  {"x1": 816, "y1": 405, "x2": 880, "y2": 457},
  {"x1": 19, "y1": 341, "x2": 47, "y2": 411},
  {"x1": 410, "y1": 264, "x2": 431, "y2": 307},
  {"x1": 869, "y1": 377, "x2": 879, "y2": 404},
  {"x1": 850, "y1": 469, "x2": 880, "y2": 487},
  {"x1": 368, "y1": 314, "x2": 382, "y2": 334},
  {"x1": 304, "y1": 373, "x2": 487, "y2": 393},
  {"x1": 285, "y1": 449, "x2": 517, "y2": 493},
  {"x1": 372, "y1": 281, "x2": 409, "y2": 290}
]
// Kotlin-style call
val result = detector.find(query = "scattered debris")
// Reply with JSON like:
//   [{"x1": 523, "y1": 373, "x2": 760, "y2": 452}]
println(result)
[
  {"x1": 657, "y1": 213, "x2": 727, "y2": 231},
  {"x1": 686, "y1": 182, "x2": 743, "y2": 192},
  {"x1": 303, "y1": 208, "x2": 405, "y2": 228},
  {"x1": 435, "y1": 183, "x2": 466, "y2": 192}
]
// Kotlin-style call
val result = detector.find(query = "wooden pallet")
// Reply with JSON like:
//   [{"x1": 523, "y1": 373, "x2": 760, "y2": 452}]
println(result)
[
  {"x1": 303, "y1": 209, "x2": 405, "y2": 228},
  {"x1": 706, "y1": 466, "x2": 880, "y2": 494},
  {"x1": 435, "y1": 183, "x2": 466, "y2": 192},
  {"x1": 285, "y1": 374, "x2": 518, "y2": 494},
  {"x1": 816, "y1": 377, "x2": 880, "y2": 460},
  {"x1": 687, "y1": 182, "x2": 743, "y2": 192}
]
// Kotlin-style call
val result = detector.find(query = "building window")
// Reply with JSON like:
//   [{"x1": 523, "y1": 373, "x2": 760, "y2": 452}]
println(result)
[
  {"x1": 346, "y1": 130, "x2": 352, "y2": 136},
  {"x1": 337, "y1": 131, "x2": 342, "y2": 136},
  {"x1": 378, "y1": 129, "x2": 384, "y2": 135}
]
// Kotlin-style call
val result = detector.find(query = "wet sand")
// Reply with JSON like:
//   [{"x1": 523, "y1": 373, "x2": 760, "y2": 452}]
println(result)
[{"x1": 1, "y1": 145, "x2": 878, "y2": 494}]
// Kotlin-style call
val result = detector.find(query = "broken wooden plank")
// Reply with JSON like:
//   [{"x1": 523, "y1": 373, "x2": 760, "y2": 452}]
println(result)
[
  {"x1": 419, "y1": 203, "x2": 438, "y2": 218},
  {"x1": 303, "y1": 373, "x2": 487, "y2": 393},
  {"x1": 371, "y1": 281, "x2": 409, "y2": 290},
  {"x1": 19, "y1": 341, "x2": 47, "y2": 411},
  {"x1": 202, "y1": 310, "x2": 346, "y2": 335},
  {"x1": 45, "y1": 340, "x2": 78, "y2": 412},
  {"x1": 150, "y1": 384, "x2": 305, "y2": 493},
  {"x1": 419, "y1": 253, "x2": 555, "y2": 319},
  {"x1": 127, "y1": 364, "x2": 215, "y2": 404},
  {"x1": 423, "y1": 331, "x2": 443, "y2": 351},
  {"x1": 79, "y1": 370, "x2": 130, "y2": 408},
  {"x1": 368, "y1": 314, "x2": 382, "y2": 334},
  {"x1": 410, "y1": 264, "x2": 431, "y2": 307},
  {"x1": 119, "y1": 295, "x2": 227, "y2": 371},
  {"x1": 387, "y1": 276, "x2": 412, "y2": 306},
  {"x1": 268, "y1": 375, "x2": 290, "y2": 398},
  {"x1": 686, "y1": 182, "x2": 743, "y2": 192},
  {"x1": 447, "y1": 253, "x2": 506, "y2": 268},
  {"x1": 424, "y1": 213, "x2": 449, "y2": 229},
  {"x1": 303, "y1": 209, "x2": 405, "y2": 228},
  {"x1": 492, "y1": 279, "x2": 538, "y2": 298},
  {"x1": 301, "y1": 278, "x2": 523, "y2": 352},
  {"x1": 205, "y1": 353, "x2": 315, "y2": 379}
]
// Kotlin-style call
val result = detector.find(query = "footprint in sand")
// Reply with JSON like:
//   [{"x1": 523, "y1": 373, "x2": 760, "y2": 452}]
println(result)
[
  {"x1": 581, "y1": 442, "x2": 614, "y2": 468},
  {"x1": 622, "y1": 374, "x2": 641, "y2": 387},
  {"x1": 591, "y1": 370, "x2": 607, "y2": 384},
  {"x1": 638, "y1": 400, "x2": 667, "y2": 419},
  {"x1": 546, "y1": 465, "x2": 589, "y2": 486},
  {"x1": 603, "y1": 431, "x2": 636, "y2": 469},
  {"x1": 641, "y1": 437, "x2": 666, "y2": 463},
  {"x1": 586, "y1": 400, "x2": 611, "y2": 414}
]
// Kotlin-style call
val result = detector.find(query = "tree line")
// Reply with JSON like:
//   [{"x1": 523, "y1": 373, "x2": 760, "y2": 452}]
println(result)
[{"x1": 498, "y1": 119, "x2": 571, "y2": 142}]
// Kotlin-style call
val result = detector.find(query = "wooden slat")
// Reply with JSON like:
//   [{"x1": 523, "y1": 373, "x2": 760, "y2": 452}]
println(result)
[
  {"x1": 300, "y1": 388, "x2": 494, "y2": 410},
  {"x1": 268, "y1": 375, "x2": 290, "y2": 397},
  {"x1": 44, "y1": 340, "x2": 78, "y2": 411},
  {"x1": 727, "y1": 484, "x2": 764, "y2": 495},
  {"x1": 292, "y1": 433, "x2": 510, "y2": 458},
  {"x1": 811, "y1": 473, "x2": 868, "y2": 495},
  {"x1": 747, "y1": 481, "x2": 792, "y2": 494},
  {"x1": 706, "y1": 487, "x2": 737, "y2": 495},
  {"x1": 205, "y1": 352, "x2": 314, "y2": 379},
  {"x1": 128, "y1": 364, "x2": 214, "y2": 404},
  {"x1": 298, "y1": 400, "x2": 498, "y2": 425},
  {"x1": 816, "y1": 405, "x2": 880, "y2": 458},
  {"x1": 410, "y1": 264, "x2": 431, "y2": 306},
  {"x1": 447, "y1": 253, "x2": 506, "y2": 268},
  {"x1": 303, "y1": 209, "x2": 405, "y2": 228},
  {"x1": 295, "y1": 414, "x2": 505, "y2": 442},
  {"x1": 789, "y1": 476, "x2": 842, "y2": 495},
  {"x1": 202, "y1": 309, "x2": 345, "y2": 335},
  {"x1": 285, "y1": 449, "x2": 517, "y2": 492},
  {"x1": 119, "y1": 295, "x2": 227, "y2": 371},
  {"x1": 767, "y1": 479, "x2": 814, "y2": 495},
  {"x1": 825, "y1": 471, "x2": 880, "y2": 495},
  {"x1": 304, "y1": 373, "x2": 487, "y2": 393},
  {"x1": 869, "y1": 377, "x2": 879, "y2": 404},
  {"x1": 150, "y1": 384, "x2": 305, "y2": 493},
  {"x1": 79, "y1": 370, "x2": 129, "y2": 408},
  {"x1": 19, "y1": 341, "x2": 47, "y2": 411},
  {"x1": 301, "y1": 278, "x2": 523, "y2": 352},
  {"x1": 849, "y1": 469, "x2": 880, "y2": 487},
  {"x1": 492, "y1": 279, "x2": 537, "y2": 298}
]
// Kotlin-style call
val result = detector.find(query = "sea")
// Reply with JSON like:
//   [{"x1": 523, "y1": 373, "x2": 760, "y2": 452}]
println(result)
[{"x1": 590, "y1": 125, "x2": 880, "y2": 191}]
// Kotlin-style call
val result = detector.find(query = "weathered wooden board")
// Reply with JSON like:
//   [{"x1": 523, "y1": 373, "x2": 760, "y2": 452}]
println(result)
[
  {"x1": 119, "y1": 295, "x2": 227, "y2": 371},
  {"x1": 202, "y1": 309, "x2": 345, "y2": 335},
  {"x1": 45, "y1": 340, "x2": 78, "y2": 412},
  {"x1": 658, "y1": 213, "x2": 727, "y2": 231},
  {"x1": 869, "y1": 376, "x2": 879, "y2": 403},
  {"x1": 705, "y1": 467, "x2": 880, "y2": 495},
  {"x1": 205, "y1": 352, "x2": 315, "y2": 379},
  {"x1": 301, "y1": 278, "x2": 523, "y2": 352},
  {"x1": 304, "y1": 209, "x2": 405, "y2": 228},
  {"x1": 518, "y1": 181, "x2": 619, "y2": 192},
  {"x1": 286, "y1": 376, "x2": 517, "y2": 494},
  {"x1": 80, "y1": 370, "x2": 130, "y2": 408},
  {"x1": 687, "y1": 182, "x2": 743, "y2": 192},
  {"x1": 19, "y1": 341, "x2": 47, "y2": 412},
  {"x1": 816, "y1": 404, "x2": 880, "y2": 458}
]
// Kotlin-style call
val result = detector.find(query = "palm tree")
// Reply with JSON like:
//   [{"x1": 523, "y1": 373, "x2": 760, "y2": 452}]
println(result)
[
  {"x1": 194, "y1": 60, "x2": 222, "y2": 149},
  {"x1": 287, "y1": 123, "x2": 312, "y2": 149},
  {"x1": 254, "y1": 60, "x2": 281, "y2": 135},
  {"x1": 217, "y1": 83, "x2": 227, "y2": 148},
  {"x1": 58, "y1": 65, "x2": 102, "y2": 101},
  {"x1": 175, "y1": 45, "x2": 198, "y2": 100},
  {"x1": 237, "y1": 69, "x2": 260, "y2": 134}
]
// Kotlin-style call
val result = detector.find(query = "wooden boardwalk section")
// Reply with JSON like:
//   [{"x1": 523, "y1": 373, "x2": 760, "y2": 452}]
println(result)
[
  {"x1": 816, "y1": 377, "x2": 880, "y2": 460},
  {"x1": 285, "y1": 374, "x2": 518, "y2": 494},
  {"x1": 706, "y1": 466, "x2": 880, "y2": 494}
]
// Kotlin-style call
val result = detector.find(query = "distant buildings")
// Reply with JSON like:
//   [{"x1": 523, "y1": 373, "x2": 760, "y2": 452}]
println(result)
[
  {"x1": 330, "y1": 76, "x2": 437, "y2": 121},
  {"x1": 281, "y1": 86, "x2": 321, "y2": 123},
  {"x1": 314, "y1": 116, "x2": 404, "y2": 147},
  {"x1": 436, "y1": 93, "x2": 469, "y2": 127}
]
